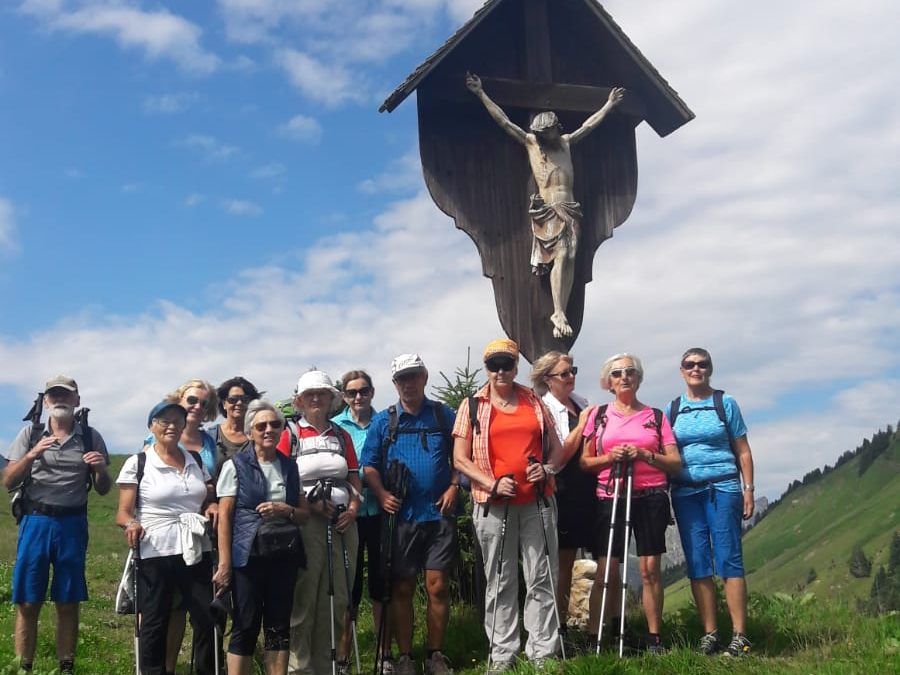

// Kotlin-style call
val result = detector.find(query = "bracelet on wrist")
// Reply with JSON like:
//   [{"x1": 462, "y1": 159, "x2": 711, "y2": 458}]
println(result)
[{"x1": 742, "y1": 484, "x2": 755, "y2": 492}]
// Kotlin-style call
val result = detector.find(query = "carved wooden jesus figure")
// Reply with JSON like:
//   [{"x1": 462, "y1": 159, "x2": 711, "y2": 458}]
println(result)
[{"x1": 466, "y1": 73, "x2": 625, "y2": 338}]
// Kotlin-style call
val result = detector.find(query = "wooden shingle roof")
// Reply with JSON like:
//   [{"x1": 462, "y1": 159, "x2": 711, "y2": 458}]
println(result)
[{"x1": 379, "y1": 0, "x2": 693, "y2": 136}]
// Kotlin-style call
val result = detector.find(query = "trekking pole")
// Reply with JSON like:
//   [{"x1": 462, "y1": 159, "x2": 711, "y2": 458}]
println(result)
[
  {"x1": 374, "y1": 460, "x2": 407, "y2": 675},
  {"x1": 336, "y1": 504, "x2": 361, "y2": 674},
  {"x1": 132, "y1": 546, "x2": 142, "y2": 675},
  {"x1": 212, "y1": 579, "x2": 221, "y2": 675},
  {"x1": 596, "y1": 460, "x2": 623, "y2": 655},
  {"x1": 324, "y1": 480, "x2": 338, "y2": 675},
  {"x1": 617, "y1": 461, "x2": 634, "y2": 658},
  {"x1": 527, "y1": 457, "x2": 566, "y2": 660},
  {"x1": 373, "y1": 506, "x2": 394, "y2": 675},
  {"x1": 485, "y1": 474, "x2": 514, "y2": 675}
]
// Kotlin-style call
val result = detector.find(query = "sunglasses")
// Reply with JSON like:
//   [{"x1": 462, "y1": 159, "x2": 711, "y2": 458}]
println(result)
[
  {"x1": 185, "y1": 395, "x2": 208, "y2": 407},
  {"x1": 153, "y1": 417, "x2": 185, "y2": 428},
  {"x1": 681, "y1": 360, "x2": 710, "y2": 371},
  {"x1": 548, "y1": 367, "x2": 578, "y2": 379},
  {"x1": 344, "y1": 387, "x2": 372, "y2": 398},
  {"x1": 609, "y1": 367, "x2": 638, "y2": 379},
  {"x1": 485, "y1": 357, "x2": 516, "y2": 373},
  {"x1": 253, "y1": 420, "x2": 284, "y2": 432},
  {"x1": 226, "y1": 395, "x2": 253, "y2": 405}
]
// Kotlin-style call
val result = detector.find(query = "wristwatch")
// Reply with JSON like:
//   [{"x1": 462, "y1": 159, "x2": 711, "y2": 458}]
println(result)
[
  {"x1": 543, "y1": 464, "x2": 558, "y2": 476},
  {"x1": 742, "y1": 484, "x2": 755, "y2": 492},
  {"x1": 645, "y1": 452, "x2": 656, "y2": 465}
]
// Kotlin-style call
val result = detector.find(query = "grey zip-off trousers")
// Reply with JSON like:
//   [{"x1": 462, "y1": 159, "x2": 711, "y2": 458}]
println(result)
[{"x1": 474, "y1": 496, "x2": 560, "y2": 663}]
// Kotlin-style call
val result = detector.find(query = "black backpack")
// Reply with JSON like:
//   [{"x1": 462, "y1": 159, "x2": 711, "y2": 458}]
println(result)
[
  {"x1": 667, "y1": 389, "x2": 737, "y2": 460},
  {"x1": 380, "y1": 401, "x2": 461, "y2": 487},
  {"x1": 586, "y1": 404, "x2": 664, "y2": 455}
]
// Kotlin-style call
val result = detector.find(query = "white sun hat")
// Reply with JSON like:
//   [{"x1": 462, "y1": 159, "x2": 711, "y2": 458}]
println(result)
[{"x1": 295, "y1": 370, "x2": 339, "y2": 398}]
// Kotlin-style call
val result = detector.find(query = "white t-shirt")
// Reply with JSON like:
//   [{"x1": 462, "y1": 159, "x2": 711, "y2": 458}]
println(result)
[
  {"x1": 216, "y1": 457, "x2": 287, "y2": 502},
  {"x1": 117, "y1": 447, "x2": 211, "y2": 559}
]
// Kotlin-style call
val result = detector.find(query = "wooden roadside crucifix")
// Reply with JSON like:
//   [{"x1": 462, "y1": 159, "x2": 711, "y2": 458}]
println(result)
[{"x1": 380, "y1": 0, "x2": 694, "y2": 361}]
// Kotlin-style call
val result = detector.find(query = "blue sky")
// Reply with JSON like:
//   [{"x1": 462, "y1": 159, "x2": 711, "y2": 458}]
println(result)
[{"x1": 1, "y1": 0, "x2": 899, "y2": 499}]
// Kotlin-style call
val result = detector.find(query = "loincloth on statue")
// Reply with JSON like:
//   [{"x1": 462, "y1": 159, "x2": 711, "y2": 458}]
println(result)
[{"x1": 528, "y1": 196, "x2": 582, "y2": 274}]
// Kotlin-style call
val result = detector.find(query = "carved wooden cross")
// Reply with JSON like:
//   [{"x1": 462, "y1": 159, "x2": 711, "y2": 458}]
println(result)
[{"x1": 381, "y1": 0, "x2": 692, "y2": 361}]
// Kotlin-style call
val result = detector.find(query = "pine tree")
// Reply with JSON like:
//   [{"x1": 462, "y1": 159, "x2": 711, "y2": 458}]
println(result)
[
  {"x1": 889, "y1": 531, "x2": 900, "y2": 575},
  {"x1": 849, "y1": 545, "x2": 872, "y2": 578},
  {"x1": 431, "y1": 348, "x2": 483, "y2": 411}
]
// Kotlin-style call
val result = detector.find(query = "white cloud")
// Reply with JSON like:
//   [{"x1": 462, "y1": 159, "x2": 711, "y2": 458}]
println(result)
[
  {"x1": 0, "y1": 190, "x2": 496, "y2": 450},
  {"x1": 221, "y1": 199, "x2": 263, "y2": 217},
  {"x1": 21, "y1": 1, "x2": 220, "y2": 74},
  {"x1": 277, "y1": 114, "x2": 323, "y2": 143},
  {"x1": 142, "y1": 92, "x2": 200, "y2": 114},
  {"x1": 275, "y1": 49, "x2": 363, "y2": 107},
  {"x1": 0, "y1": 198, "x2": 19, "y2": 254},
  {"x1": 120, "y1": 182, "x2": 141, "y2": 193},
  {"x1": 250, "y1": 163, "x2": 286, "y2": 180},
  {"x1": 184, "y1": 193, "x2": 206, "y2": 207},
  {"x1": 3, "y1": 0, "x2": 899, "y2": 506},
  {"x1": 357, "y1": 149, "x2": 422, "y2": 195},
  {"x1": 177, "y1": 134, "x2": 239, "y2": 161}
]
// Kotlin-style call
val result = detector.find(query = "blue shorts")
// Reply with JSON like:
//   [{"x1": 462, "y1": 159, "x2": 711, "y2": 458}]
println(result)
[
  {"x1": 672, "y1": 489, "x2": 744, "y2": 579},
  {"x1": 12, "y1": 513, "x2": 89, "y2": 604}
]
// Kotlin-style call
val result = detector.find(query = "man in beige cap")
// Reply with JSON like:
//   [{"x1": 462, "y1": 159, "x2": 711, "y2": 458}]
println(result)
[{"x1": 3, "y1": 376, "x2": 110, "y2": 674}]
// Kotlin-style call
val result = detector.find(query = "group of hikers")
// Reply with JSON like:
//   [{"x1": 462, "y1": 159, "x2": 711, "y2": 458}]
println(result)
[{"x1": 3, "y1": 339, "x2": 757, "y2": 674}]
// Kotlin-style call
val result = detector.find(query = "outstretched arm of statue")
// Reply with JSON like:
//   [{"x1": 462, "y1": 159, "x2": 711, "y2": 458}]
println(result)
[
  {"x1": 466, "y1": 72, "x2": 527, "y2": 145},
  {"x1": 567, "y1": 86, "x2": 626, "y2": 145}
]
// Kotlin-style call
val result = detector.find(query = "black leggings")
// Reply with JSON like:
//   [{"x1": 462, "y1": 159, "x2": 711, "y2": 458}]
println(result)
[
  {"x1": 229, "y1": 556, "x2": 299, "y2": 656},
  {"x1": 352, "y1": 514, "x2": 385, "y2": 607},
  {"x1": 137, "y1": 553, "x2": 215, "y2": 675}
]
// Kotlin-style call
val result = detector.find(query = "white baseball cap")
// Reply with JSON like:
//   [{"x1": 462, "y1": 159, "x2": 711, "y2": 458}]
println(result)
[{"x1": 391, "y1": 353, "x2": 427, "y2": 379}]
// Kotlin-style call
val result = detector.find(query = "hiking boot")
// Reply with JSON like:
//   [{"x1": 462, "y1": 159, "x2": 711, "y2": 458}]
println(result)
[
  {"x1": 486, "y1": 660, "x2": 514, "y2": 675},
  {"x1": 645, "y1": 634, "x2": 666, "y2": 655},
  {"x1": 698, "y1": 630, "x2": 720, "y2": 655},
  {"x1": 424, "y1": 650, "x2": 453, "y2": 675},
  {"x1": 394, "y1": 654, "x2": 416, "y2": 675},
  {"x1": 530, "y1": 655, "x2": 559, "y2": 670},
  {"x1": 337, "y1": 660, "x2": 351, "y2": 675},
  {"x1": 723, "y1": 633, "x2": 752, "y2": 657},
  {"x1": 377, "y1": 656, "x2": 395, "y2": 675}
]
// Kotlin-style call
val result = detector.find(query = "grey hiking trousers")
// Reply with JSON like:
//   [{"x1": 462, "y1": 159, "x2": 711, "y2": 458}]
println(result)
[{"x1": 474, "y1": 497, "x2": 560, "y2": 663}]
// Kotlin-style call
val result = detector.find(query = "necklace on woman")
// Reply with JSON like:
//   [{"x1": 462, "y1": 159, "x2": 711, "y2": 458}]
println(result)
[
  {"x1": 613, "y1": 400, "x2": 640, "y2": 414},
  {"x1": 492, "y1": 393, "x2": 517, "y2": 408}
]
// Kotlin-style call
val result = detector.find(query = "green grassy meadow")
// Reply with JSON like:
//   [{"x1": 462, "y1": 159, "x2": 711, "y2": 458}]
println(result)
[
  {"x1": 2, "y1": 455, "x2": 898, "y2": 673},
  {"x1": 666, "y1": 439, "x2": 900, "y2": 611}
]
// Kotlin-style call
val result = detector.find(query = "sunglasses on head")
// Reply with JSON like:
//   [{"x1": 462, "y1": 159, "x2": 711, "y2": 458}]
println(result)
[
  {"x1": 344, "y1": 387, "x2": 372, "y2": 398},
  {"x1": 253, "y1": 420, "x2": 284, "y2": 432},
  {"x1": 548, "y1": 367, "x2": 578, "y2": 379},
  {"x1": 185, "y1": 395, "x2": 208, "y2": 407},
  {"x1": 485, "y1": 356, "x2": 516, "y2": 373},
  {"x1": 681, "y1": 360, "x2": 710, "y2": 371},
  {"x1": 609, "y1": 367, "x2": 638, "y2": 379},
  {"x1": 226, "y1": 395, "x2": 253, "y2": 405}
]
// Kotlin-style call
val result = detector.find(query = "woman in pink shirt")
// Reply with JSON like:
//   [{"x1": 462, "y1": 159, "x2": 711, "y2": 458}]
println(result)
[{"x1": 570, "y1": 353, "x2": 681, "y2": 654}]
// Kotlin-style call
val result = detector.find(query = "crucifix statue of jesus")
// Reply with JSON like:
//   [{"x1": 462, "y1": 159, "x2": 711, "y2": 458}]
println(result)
[{"x1": 466, "y1": 72, "x2": 625, "y2": 338}]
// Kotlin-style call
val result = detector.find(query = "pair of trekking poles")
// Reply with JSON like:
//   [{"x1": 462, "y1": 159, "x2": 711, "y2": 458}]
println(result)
[
  {"x1": 373, "y1": 460, "x2": 410, "y2": 675},
  {"x1": 484, "y1": 459, "x2": 567, "y2": 675},
  {"x1": 596, "y1": 460, "x2": 634, "y2": 658},
  {"x1": 307, "y1": 478, "x2": 362, "y2": 675}
]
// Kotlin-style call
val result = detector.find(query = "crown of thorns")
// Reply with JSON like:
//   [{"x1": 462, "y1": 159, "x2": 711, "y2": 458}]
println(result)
[{"x1": 530, "y1": 111, "x2": 562, "y2": 133}]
